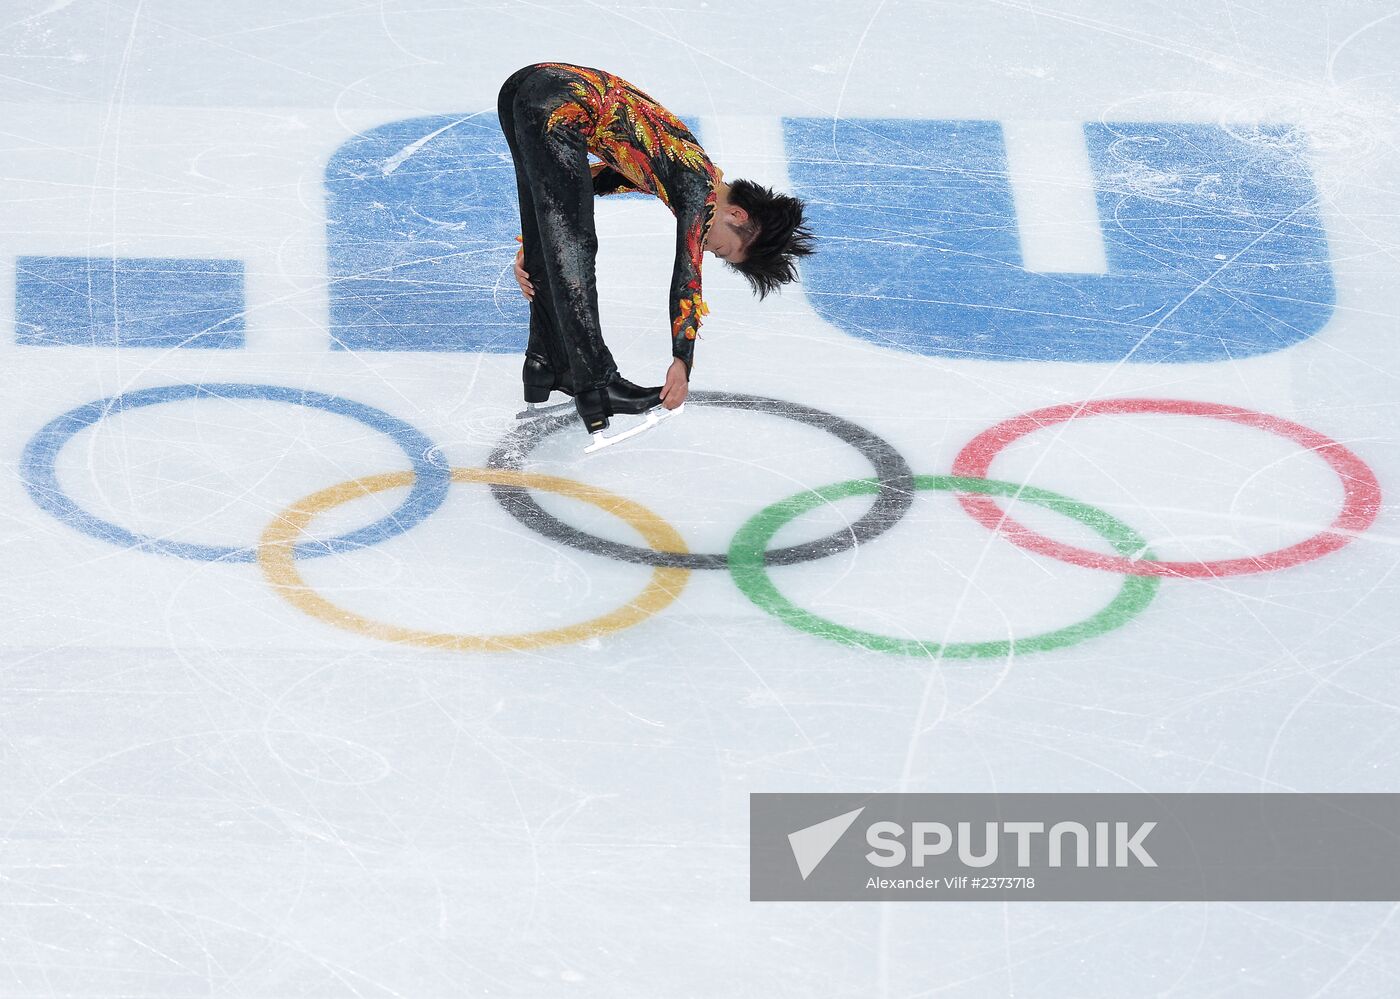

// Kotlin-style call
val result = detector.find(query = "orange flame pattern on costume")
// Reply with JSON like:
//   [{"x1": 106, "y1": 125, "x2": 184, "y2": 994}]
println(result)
[{"x1": 539, "y1": 63, "x2": 719, "y2": 354}]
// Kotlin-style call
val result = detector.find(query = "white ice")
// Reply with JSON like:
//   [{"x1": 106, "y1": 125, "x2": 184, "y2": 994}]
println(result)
[{"x1": 1, "y1": 1, "x2": 1398, "y2": 996}]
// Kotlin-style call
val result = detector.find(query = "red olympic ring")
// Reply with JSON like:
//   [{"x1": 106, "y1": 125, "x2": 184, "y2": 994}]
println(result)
[{"x1": 951, "y1": 398, "x2": 1382, "y2": 578}]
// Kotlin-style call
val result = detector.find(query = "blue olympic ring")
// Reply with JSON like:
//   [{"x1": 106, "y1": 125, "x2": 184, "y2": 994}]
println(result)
[{"x1": 20, "y1": 382, "x2": 451, "y2": 563}]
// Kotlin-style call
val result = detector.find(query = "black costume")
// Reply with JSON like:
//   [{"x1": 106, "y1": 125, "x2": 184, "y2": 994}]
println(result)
[{"x1": 496, "y1": 63, "x2": 720, "y2": 429}]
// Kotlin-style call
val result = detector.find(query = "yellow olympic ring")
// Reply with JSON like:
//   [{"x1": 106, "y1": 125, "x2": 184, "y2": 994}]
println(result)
[{"x1": 257, "y1": 467, "x2": 690, "y2": 652}]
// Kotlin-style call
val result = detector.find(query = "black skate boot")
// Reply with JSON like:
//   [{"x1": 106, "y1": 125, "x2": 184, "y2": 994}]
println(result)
[
  {"x1": 576, "y1": 373, "x2": 684, "y2": 454},
  {"x1": 517, "y1": 354, "x2": 579, "y2": 419},
  {"x1": 521, "y1": 352, "x2": 575, "y2": 403},
  {"x1": 573, "y1": 384, "x2": 614, "y2": 433},
  {"x1": 573, "y1": 373, "x2": 664, "y2": 437},
  {"x1": 602, "y1": 374, "x2": 663, "y2": 415}
]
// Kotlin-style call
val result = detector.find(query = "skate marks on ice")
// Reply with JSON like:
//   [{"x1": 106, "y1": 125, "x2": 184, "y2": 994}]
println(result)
[
  {"x1": 950, "y1": 398, "x2": 1382, "y2": 579},
  {"x1": 20, "y1": 382, "x2": 450, "y2": 562},
  {"x1": 487, "y1": 390, "x2": 916, "y2": 570},
  {"x1": 304, "y1": 113, "x2": 1340, "y2": 361},
  {"x1": 17, "y1": 379, "x2": 1378, "y2": 658},
  {"x1": 257, "y1": 466, "x2": 690, "y2": 653},
  {"x1": 785, "y1": 118, "x2": 1335, "y2": 362},
  {"x1": 40, "y1": 110, "x2": 1326, "y2": 361}
]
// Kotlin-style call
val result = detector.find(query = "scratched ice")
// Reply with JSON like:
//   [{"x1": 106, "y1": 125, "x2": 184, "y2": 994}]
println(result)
[{"x1": 1, "y1": 1, "x2": 1398, "y2": 996}]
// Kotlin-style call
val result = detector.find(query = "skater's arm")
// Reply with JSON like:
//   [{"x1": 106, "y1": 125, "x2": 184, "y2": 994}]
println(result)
[
  {"x1": 667, "y1": 195, "x2": 714, "y2": 377},
  {"x1": 591, "y1": 162, "x2": 640, "y2": 197}
]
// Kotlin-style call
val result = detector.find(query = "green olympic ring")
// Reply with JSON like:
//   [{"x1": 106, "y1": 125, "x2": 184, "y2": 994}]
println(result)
[{"x1": 727, "y1": 475, "x2": 1160, "y2": 659}]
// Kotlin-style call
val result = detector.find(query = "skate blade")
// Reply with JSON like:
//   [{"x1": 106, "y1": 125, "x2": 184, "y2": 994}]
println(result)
[
  {"x1": 515, "y1": 399, "x2": 575, "y2": 420},
  {"x1": 583, "y1": 403, "x2": 684, "y2": 455}
]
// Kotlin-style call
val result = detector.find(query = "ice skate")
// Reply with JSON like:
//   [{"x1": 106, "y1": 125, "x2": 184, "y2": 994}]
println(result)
[
  {"x1": 515, "y1": 398, "x2": 576, "y2": 419},
  {"x1": 584, "y1": 402, "x2": 684, "y2": 454},
  {"x1": 573, "y1": 374, "x2": 679, "y2": 454},
  {"x1": 515, "y1": 353, "x2": 576, "y2": 419}
]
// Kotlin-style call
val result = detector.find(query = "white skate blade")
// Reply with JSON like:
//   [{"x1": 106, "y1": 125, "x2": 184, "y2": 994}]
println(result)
[
  {"x1": 583, "y1": 403, "x2": 684, "y2": 454},
  {"x1": 515, "y1": 398, "x2": 575, "y2": 420}
]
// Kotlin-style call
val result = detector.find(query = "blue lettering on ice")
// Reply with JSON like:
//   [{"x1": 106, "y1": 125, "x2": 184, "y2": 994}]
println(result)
[
  {"x1": 324, "y1": 113, "x2": 528, "y2": 352},
  {"x1": 782, "y1": 119, "x2": 1335, "y2": 362},
  {"x1": 14, "y1": 119, "x2": 1334, "y2": 363},
  {"x1": 324, "y1": 111, "x2": 690, "y2": 352},
  {"x1": 14, "y1": 256, "x2": 245, "y2": 348}
]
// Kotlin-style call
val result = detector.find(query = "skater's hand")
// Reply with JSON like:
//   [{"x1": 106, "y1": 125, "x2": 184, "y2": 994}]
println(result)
[
  {"x1": 514, "y1": 248, "x2": 534, "y2": 302},
  {"x1": 660, "y1": 358, "x2": 688, "y2": 409}
]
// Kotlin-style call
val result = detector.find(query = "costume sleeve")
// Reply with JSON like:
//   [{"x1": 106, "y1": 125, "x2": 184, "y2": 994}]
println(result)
[
  {"x1": 590, "y1": 161, "x2": 640, "y2": 197},
  {"x1": 668, "y1": 192, "x2": 715, "y2": 375}
]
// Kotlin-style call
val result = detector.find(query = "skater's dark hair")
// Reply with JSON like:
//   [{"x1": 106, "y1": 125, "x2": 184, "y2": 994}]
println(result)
[{"x1": 724, "y1": 179, "x2": 815, "y2": 300}]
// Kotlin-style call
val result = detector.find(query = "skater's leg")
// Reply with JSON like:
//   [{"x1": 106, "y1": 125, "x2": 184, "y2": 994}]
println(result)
[
  {"x1": 508, "y1": 71, "x2": 618, "y2": 394},
  {"x1": 498, "y1": 67, "x2": 571, "y2": 383}
]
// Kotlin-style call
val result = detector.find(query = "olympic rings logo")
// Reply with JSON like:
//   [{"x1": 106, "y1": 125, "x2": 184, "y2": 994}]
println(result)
[{"x1": 19, "y1": 384, "x2": 1383, "y2": 658}]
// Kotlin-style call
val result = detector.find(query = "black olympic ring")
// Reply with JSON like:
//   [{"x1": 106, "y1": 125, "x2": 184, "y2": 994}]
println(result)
[{"x1": 484, "y1": 390, "x2": 916, "y2": 570}]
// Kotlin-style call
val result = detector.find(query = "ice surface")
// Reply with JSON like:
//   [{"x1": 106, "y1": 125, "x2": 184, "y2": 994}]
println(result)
[{"x1": 1, "y1": 1, "x2": 1398, "y2": 996}]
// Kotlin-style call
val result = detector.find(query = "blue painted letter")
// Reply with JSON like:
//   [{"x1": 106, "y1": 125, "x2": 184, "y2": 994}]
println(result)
[
  {"x1": 783, "y1": 119, "x2": 1334, "y2": 362},
  {"x1": 15, "y1": 256, "x2": 244, "y2": 349},
  {"x1": 325, "y1": 113, "x2": 524, "y2": 352}
]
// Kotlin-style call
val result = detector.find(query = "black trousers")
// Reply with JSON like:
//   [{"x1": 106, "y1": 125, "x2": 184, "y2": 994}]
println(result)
[{"x1": 497, "y1": 65, "x2": 617, "y2": 391}]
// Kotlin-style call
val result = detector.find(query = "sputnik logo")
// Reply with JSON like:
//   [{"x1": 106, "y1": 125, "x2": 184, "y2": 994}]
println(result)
[{"x1": 788, "y1": 807, "x2": 865, "y2": 880}]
